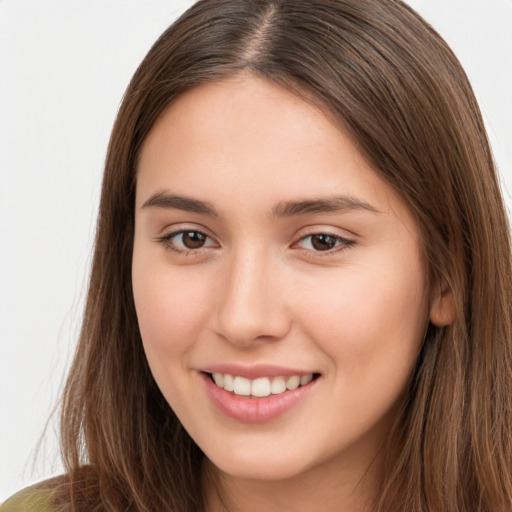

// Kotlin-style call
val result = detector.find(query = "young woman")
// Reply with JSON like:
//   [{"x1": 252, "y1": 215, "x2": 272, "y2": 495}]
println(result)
[{"x1": 2, "y1": 0, "x2": 511, "y2": 510}]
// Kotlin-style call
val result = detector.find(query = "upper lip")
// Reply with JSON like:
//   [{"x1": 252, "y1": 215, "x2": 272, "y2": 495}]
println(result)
[{"x1": 200, "y1": 364, "x2": 319, "y2": 380}]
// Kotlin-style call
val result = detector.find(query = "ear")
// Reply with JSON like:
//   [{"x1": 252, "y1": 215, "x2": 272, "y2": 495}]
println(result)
[{"x1": 429, "y1": 279, "x2": 456, "y2": 327}]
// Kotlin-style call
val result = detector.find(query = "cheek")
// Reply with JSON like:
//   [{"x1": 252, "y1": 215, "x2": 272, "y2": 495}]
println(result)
[
  {"x1": 132, "y1": 259, "x2": 211, "y2": 362},
  {"x1": 297, "y1": 256, "x2": 428, "y2": 382},
  {"x1": 132, "y1": 259, "x2": 218, "y2": 416}
]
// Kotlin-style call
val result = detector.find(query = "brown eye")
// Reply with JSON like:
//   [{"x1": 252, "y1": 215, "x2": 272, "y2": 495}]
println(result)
[
  {"x1": 181, "y1": 231, "x2": 207, "y2": 249},
  {"x1": 296, "y1": 232, "x2": 355, "y2": 253},
  {"x1": 160, "y1": 230, "x2": 216, "y2": 253},
  {"x1": 310, "y1": 234, "x2": 338, "y2": 251}
]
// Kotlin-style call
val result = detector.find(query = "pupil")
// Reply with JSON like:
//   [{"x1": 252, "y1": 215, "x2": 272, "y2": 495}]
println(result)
[
  {"x1": 183, "y1": 231, "x2": 206, "y2": 249},
  {"x1": 311, "y1": 234, "x2": 336, "y2": 251}
]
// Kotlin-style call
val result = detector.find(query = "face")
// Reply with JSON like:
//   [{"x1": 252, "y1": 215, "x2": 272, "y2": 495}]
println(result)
[{"x1": 132, "y1": 75, "x2": 436, "y2": 485}]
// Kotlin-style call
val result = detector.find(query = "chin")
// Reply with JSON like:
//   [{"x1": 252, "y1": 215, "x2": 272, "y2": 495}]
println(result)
[
  {"x1": 201, "y1": 438, "x2": 323, "y2": 483},
  {"x1": 211, "y1": 457, "x2": 308, "y2": 482}
]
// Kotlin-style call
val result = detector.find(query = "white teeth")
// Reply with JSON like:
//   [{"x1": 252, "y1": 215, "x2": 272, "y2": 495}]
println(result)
[
  {"x1": 251, "y1": 377, "x2": 271, "y2": 397},
  {"x1": 223, "y1": 374, "x2": 235, "y2": 392},
  {"x1": 286, "y1": 375, "x2": 300, "y2": 390},
  {"x1": 233, "y1": 376, "x2": 251, "y2": 396},
  {"x1": 212, "y1": 372, "x2": 224, "y2": 387},
  {"x1": 211, "y1": 372, "x2": 315, "y2": 397},
  {"x1": 270, "y1": 376, "x2": 286, "y2": 394},
  {"x1": 300, "y1": 374, "x2": 313, "y2": 386}
]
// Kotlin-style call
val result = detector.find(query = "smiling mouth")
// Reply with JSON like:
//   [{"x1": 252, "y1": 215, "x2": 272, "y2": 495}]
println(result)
[{"x1": 207, "y1": 372, "x2": 320, "y2": 398}]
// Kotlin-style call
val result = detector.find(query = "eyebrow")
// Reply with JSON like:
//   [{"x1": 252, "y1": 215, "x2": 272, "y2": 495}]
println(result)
[
  {"x1": 271, "y1": 196, "x2": 380, "y2": 217},
  {"x1": 140, "y1": 192, "x2": 379, "y2": 217},
  {"x1": 141, "y1": 192, "x2": 219, "y2": 216}
]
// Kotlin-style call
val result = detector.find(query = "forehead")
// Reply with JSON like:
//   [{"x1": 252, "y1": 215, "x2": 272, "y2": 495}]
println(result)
[
  {"x1": 136, "y1": 75, "x2": 414, "y2": 227},
  {"x1": 139, "y1": 75, "x2": 347, "y2": 172}
]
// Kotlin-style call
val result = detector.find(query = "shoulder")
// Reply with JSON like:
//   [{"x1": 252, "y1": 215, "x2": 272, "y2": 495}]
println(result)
[
  {"x1": 1, "y1": 469, "x2": 103, "y2": 512},
  {"x1": 0, "y1": 487, "x2": 55, "y2": 512},
  {"x1": 0, "y1": 476, "x2": 64, "y2": 512}
]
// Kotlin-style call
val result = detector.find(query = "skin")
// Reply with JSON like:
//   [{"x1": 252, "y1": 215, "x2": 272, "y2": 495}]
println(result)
[{"x1": 132, "y1": 75, "x2": 451, "y2": 512}]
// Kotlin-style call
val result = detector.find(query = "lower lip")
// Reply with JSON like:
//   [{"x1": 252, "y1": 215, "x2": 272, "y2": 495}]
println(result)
[{"x1": 201, "y1": 373, "x2": 318, "y2": 423}]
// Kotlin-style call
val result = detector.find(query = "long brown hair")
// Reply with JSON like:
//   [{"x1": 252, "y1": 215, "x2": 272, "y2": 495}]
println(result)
[{"x1": 57, "y1": 1, "x2": 512, "y2": 510}]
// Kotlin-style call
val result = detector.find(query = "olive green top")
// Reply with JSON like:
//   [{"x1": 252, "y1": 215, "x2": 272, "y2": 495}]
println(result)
[{"x1": 0, "y1": 487, "x2": 56, "y2": 512}]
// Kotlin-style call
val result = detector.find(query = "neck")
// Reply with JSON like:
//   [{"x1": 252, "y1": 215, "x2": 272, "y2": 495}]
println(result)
[{"x1": 202, "y1": 451, "x2": 382, "y2": 512}]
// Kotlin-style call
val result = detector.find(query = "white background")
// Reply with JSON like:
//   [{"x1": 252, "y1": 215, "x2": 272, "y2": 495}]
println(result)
[{"x1": 1, "y1": 0, "x2": 511, "y2": 502}]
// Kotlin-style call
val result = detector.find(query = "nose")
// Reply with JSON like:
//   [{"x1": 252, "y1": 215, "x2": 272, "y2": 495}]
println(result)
[{"x1": 212, "y1": 249, "x2": 291, "y2": 347}]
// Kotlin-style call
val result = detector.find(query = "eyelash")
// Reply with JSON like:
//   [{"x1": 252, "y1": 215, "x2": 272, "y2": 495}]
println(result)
[
  {"x1": 157, "y1": 229, "x2": 216, "y2": 255},
  {"x1": 295, "y1": 232, "x2": 355, "y2": 255},
  {"x1": 157, "y1": 229, "x2": 355, "y2": 256}
]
